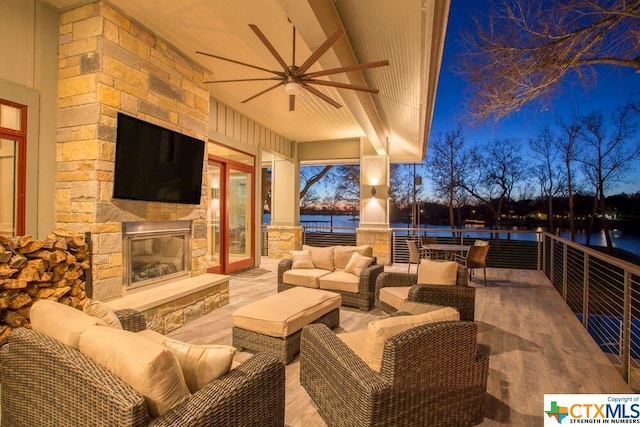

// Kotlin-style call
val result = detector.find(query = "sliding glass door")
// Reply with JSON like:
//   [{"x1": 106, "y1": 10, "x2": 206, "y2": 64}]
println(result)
[
  {"x1": 0, "y1": 100, "x2": 27, "y2": 236},
  {"x1": 207, "y1": 146, "x2": 254, "y2": 274}
]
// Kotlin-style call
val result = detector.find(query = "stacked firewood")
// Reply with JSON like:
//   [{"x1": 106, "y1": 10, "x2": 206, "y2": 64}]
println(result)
[{"x1": 0, "y1": 229, "x2": 90, "y2": 345}]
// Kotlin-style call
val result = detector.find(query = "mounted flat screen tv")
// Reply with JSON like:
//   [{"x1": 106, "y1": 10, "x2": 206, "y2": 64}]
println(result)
[{"x1": 113, "y1": 113, "x2": 205, "y2": 204}]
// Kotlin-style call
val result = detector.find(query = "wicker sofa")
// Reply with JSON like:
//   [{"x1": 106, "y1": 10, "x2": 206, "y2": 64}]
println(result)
[
  {"x1": 277, "y1": 245, "x2": 384, "y2": 311},
  {"x1": 300, "y1": 319, "x2": 489, "y2": 426},
  {"x1": 374, "y1": 262, "x2": 475, "y2": 321},
  {"x1": 0, "y1": 308, "x2": 285, "y2": 427}
]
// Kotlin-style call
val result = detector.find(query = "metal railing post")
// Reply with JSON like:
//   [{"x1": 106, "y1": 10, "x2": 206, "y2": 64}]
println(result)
[
  {"x1": 562, "y1": 243, "x2": 568, "y2": 301},
  {"x1": 622, "y1": 270, "x2": 632, "y2": 383},
  {"x1": 582, "y1": 253, "x2": 589, "y2": 329},
  {"x1": 550, "y1": 239, "x2": 555, "y2": 284}
]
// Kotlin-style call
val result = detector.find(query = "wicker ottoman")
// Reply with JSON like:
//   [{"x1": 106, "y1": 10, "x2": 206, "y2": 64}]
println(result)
[{"x1": 232, "y1": 287, "x2": 341, "y2": 363}]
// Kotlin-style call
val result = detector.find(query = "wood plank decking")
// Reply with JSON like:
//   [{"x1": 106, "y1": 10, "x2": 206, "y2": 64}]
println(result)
[{"x1": 167, "y1": 259, "x2": 632, "y2": 426}]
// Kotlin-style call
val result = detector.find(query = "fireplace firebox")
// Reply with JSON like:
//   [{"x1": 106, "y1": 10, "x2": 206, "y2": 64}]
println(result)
[{"x1": 122, "y1": 221, "x2": 192, "y2": 289}]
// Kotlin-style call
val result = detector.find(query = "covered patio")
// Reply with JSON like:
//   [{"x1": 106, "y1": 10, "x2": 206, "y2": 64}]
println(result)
[{"x1": 168, "y1": 258, "x2": 632, "y2": 426}]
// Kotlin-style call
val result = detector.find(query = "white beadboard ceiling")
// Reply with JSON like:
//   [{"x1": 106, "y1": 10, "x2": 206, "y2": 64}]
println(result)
[{"x1": 44, "y1": 0, "x2": 450, "y2": 163}]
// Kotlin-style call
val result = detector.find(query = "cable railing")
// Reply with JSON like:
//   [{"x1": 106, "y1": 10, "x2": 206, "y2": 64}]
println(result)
[{"x1": 542, "y1": 232, "x2": 640, "y2": 389}]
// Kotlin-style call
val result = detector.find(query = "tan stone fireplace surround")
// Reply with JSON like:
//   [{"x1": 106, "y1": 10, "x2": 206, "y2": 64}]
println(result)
[{"x1": 54, "y1": 2, "x2": 229, "y2": 332}]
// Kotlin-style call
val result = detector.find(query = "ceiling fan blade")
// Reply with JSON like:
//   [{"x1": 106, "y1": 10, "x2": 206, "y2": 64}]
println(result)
[
  {"x1": 204, "y1": 77, "x2": 282, "y2": 84},
  {"x1": 196, "y1": 50, "x2": 283, "y2": 75},
  {"x1": 302, "y1": 84, "x2": 342, "y2": 109},
  {"x1": 289, "y1": 94, "x2": 296, "y2": 112},
  {"x1": 240, "y1": 81, "x2": 284, "y2": 104},
  {"x1": 305, "y1": 60, "x2": 390, "y2": 78},
  {"x1": 248, "y1": 24, "x2": 290, "y2": 72},
  {"x1": 306, "y1": 79, "x2": 380, "y2": 94},
  {"x1": 296, "y1": 28, "x2": 345, "y2": 75}
]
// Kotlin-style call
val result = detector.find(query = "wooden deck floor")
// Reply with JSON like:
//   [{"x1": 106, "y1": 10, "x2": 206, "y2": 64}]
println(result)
[{"x1": 167, "y1": 259, "x2": 632, "y2": 426}]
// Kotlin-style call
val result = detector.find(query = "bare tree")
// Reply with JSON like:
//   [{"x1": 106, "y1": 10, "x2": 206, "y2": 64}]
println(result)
[
  {"x1": 458, "y1": 0, "x2": 640, "y2": 122},
  {"x1": 300, "y1": 165, "x2": 333, "y2": 200},
  {"x1": 428, "y1": 125, "x2": 468, "y2": 228},
  {"x1": 529, "y1": 125, "x2": 564, "y2": 232},
  {"x1": 555, "y1": 112, "x2": 583, "y2": 241},
  {"x1": 577, "y1": 107, "x2": 640, "y2": 252},
  {"x1": 458, "y1": 139, "x2": 531, "y2": 229},
  {"x1": 389, "y1": 164, "x2": 415, "y2": 225}
]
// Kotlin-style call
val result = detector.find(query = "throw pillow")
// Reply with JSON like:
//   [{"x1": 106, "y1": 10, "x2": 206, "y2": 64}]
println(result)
[
  {"x1": 291, "y1": 249, "x2": 314, "y2": 269},
  {"x1": 417, "y1": 259, "x2": 458, "y2": 286},
  {"x1": 333, "y1": 245, "x2": 373, "y2": 270},
  {"x1": 79, "y1": 325, "x2": 191, "y2": 418},
  {"x1": 303, "y1": 245, "x2": 334, "y2": 271},
  {"x1": 30, "y1": 299, "x2": 107, "y2": 349},
  {"x1": 136, "y1": 330, "x2": 237, "y2": 393},
  {"x1": 344, "y1": 252, "x2": 373, "y2": 277},
  {"x1": 163, "y1": 339, "x2": 236, "y2": 393},
  {"x1": 83, "y1": 299, "x2": 123, "y2": 329}
]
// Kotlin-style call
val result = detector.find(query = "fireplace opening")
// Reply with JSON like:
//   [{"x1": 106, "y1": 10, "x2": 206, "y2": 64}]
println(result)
[{"x1": 123, "y1": 221, "x2": 192, "y2": 289}]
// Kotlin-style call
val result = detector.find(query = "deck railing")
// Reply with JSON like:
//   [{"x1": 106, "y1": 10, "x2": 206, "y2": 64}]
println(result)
[
  {"x1": 542, "y1": 232, "x2": 640, "y2": 388},
  {"x1": 261, "y1": 223, "x2": 640, "y2": 388}
]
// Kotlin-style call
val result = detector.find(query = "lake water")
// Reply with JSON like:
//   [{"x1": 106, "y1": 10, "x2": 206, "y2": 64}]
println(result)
[{"x1": 263, "y1": 214, "x2": 640, "y2": 257}]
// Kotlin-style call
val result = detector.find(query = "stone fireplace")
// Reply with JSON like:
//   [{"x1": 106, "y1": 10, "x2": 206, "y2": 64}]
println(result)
[
  {"x1": 54, "y1": 2, "x2": 230, "y2": 334},
  {"x1": 123, "y1": 220, "x2": 191, "y2": 290}
]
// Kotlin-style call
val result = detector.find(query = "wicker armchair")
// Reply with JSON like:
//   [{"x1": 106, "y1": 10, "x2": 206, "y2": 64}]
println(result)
[
  {"x1": 300, "y1": 321, "x2": 489, "y2": 427},
  {"x1": 374, "y1": 263, "x2": 475, "y2": 321},
  {"x1": 278, "y1": 258, "x2": 384, "y2": 311},
  {"x1": 1, "y1": 309, "x2": 285, "y2": 427}
]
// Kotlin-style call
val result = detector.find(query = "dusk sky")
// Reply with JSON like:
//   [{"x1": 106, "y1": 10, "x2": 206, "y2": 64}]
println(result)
[{"x1": 430, "y1": 0, "x2": 640, "y2": 195}]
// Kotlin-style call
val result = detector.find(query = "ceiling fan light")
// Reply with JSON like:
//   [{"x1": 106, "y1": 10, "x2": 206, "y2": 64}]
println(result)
[{"x1": 285, "y1": 82, "x2": 302, "y2": 96}]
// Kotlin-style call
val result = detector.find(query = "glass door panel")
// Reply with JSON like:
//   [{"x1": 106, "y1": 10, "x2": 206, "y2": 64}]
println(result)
[
  {"x1": 228, "y1": 168, "x2": 252, "y2": 269},
  {"x1": 0, "y1": 138, "x2": 17, "y2": 236},
  {"x1": 206, "y1": 163, "x2": 222, "y2": 272}
]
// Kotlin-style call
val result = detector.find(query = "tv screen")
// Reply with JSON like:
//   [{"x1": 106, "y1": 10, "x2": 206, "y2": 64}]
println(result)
[{"x1": 113, "y1": 113, "x2": 205, "y2": 204}]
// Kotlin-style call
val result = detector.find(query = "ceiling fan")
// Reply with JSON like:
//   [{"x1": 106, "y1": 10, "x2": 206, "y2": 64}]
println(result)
[{"x1": 196, "y1": 24, "x2": 389, "y2": 111}]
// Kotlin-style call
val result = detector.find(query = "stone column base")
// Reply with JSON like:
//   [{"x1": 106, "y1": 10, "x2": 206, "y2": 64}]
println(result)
[
  {"x1": 357, "y1": 228, "x2": 391, "y2": 265},
  {"x1": 267, "y1": 226, "x2": 303, "y2": 259}
]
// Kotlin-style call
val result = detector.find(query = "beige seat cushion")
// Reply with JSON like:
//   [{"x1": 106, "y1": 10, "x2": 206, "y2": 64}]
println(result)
[
  {"x1": 319, "y1": 271, "x2": 359, "y2": 293},
  {"x1": 232, "y1": 287, "x2": 341, "y2": 338},
  {"x1": 398, "y1": 300, "x2": 451, "y2": 314},
  {"x1": 79, "y1": 325, "x2": 191, "y2": 418},
  {"x1": 290, "y1": 249, "x2": 314, "y2": 269},
  {"x1": 137, "y1": 330, "x2": 236, "y2": 393},
  {"x1": 83, "y1": 299, "x2": 123, "y2": 329},
  {"x1": 378, "y1": 286, "x2": 410, "y2": 310},
  {"x1": 417, "y1": 259, "x2": 458, "y2": 285},
  {"x1": 363, "y1": 307, "x2": 460, "y2": 372},
  {"x1": 282, "y1": 268, "x2": 330, "y2": 288},
  {"x1": 333, "y1": 245, "x2": 373, "y2": 270},
  {"x1": 30, "y1": 300, "x2": 107, "y2": 349},
  {"x1": 303, "y1": 245, "x2": 335, "y2": 271}
]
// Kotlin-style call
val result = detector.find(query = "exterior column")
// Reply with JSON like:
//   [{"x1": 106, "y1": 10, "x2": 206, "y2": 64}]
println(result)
[
  {"x1": 358, "y1": 154, "x2": 391, "y2": 265},
  {"x1": 268, "y1": 158, "x2": 302, "y2": 258}
]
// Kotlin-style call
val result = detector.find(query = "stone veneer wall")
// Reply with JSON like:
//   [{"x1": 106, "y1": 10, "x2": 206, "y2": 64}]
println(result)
[
  {"x1": 55, "y1": 2, "x2": 210, "y2": 301},
  {"x1": 267, "y1": 226, "x2": 302, "y2": 258},
  {"x1": 357, "y1": 228, "x2": 391, "y2": 265}
]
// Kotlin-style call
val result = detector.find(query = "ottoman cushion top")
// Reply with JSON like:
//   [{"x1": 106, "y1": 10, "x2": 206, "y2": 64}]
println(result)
[{"x1": 232, "y1": 287, "x2": 341, "y2": 338}]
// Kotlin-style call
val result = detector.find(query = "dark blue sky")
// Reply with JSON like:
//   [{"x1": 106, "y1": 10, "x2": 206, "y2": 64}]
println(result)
[{"x1": 430, "y1": 0, "x2": 640, "y2": 194}]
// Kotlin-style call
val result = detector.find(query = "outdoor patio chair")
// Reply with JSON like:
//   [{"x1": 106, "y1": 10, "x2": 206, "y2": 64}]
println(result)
[
  {"x1": 300, "y1": 320, "x2": 489, "y2": 427},
  {"x1": 375, "y1": 261, "x2": 475, "y2": 321},
  {"x1": 405, "y1": 239, "x2": 421, "y2": 273},
  {"x1": 453, "y1": 244, "x2": 490, "y2": 286}
]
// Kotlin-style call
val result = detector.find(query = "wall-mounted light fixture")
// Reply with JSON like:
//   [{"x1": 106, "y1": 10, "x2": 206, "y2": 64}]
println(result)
[{"x1": 371, "y1": 186, "x2": 377, "y2": 197}]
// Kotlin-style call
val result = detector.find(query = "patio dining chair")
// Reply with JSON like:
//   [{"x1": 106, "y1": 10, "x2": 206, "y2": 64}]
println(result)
[
  {"x1": 420, "y1": 236, "x2": 440, "y2": 259},
  {"x1": 453, "y1": 244, "x2": 490, "y2": 286},
  {"x1": 405, "y1": 240, "x2": 421, "y2": 273}
]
